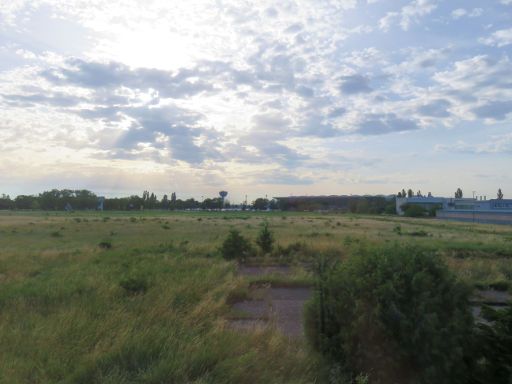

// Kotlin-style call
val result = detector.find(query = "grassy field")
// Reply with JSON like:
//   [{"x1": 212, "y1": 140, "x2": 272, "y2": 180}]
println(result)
[{"x1": 0, "y1": 211, "x2": 511, "y2": 383}]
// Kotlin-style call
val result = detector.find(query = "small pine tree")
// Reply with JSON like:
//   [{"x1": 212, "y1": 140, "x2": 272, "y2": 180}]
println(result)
[
  {"x1": 497, "y1": 188, "x2": 504, "y2": 200},
  {"x1": 220, "y1": 229, "x2": 253, "y2": 260},
  {"x1": 256, "y1": 222, "x2": 274, "y2": 254}
]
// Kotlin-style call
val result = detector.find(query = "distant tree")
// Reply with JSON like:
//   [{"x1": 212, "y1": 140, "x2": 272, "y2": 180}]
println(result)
[
  {"x1": 161, "y1": 194, "x2": 169, "y2": 209},
  {"x1": 268, "y1": 199, "x2": 279, "y2": 210},
  {"x1": 427, "y1": 192, "x2": 432, "y2": 197},
  {"x1": 407, "y1": 189, "x2": 414, "y2": 198},
  {"x1": 416, "y1": 190, "x2": 422, "y2": 197},
  {"x1": 0, "y1": 194, "x2": 13, "y2": 210},
  {"x1": 253, "y1": 198, "x2": 269, "y2": 210},
  {"x1": 397, "y1": 191, "x2": 403, "y2": 198},
  {"x1": 402, "y1": 189, "x2": 407, "y2": 198},
  {"x1": 455, "y1": 188, "x2": 463, "y2": 199},
  {"x1": 497, "y1": 188, "x2": 504, "y2": 200}
]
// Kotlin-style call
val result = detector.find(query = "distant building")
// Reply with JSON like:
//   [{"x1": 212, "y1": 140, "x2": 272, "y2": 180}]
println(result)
[{"x1": 396, "y1": 196, "x2": 512, "y2": 225}]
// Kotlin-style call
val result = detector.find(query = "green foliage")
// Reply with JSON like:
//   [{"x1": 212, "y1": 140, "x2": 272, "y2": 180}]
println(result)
[
  {"x1": 402, "y1": 204, "x2": 427, "y2": 217},
  {"x1": 220, "y1": 229, "x2": 253, "y2": 260},
  {"x1": 98, "y1": 240, "x2": 112, "y2": 249},
  {"x1": 470, "y1": 306, "x2": 512, "y2": 384},
  {"x1": 305, "y1": 245, "x2": 474, "y2": 384},
  {"x1": 256, "y1": 222, "x2": 275, "y2": 254},
  {"x1": 119, "y1": 275, "x2": 149, "y2": 295}
]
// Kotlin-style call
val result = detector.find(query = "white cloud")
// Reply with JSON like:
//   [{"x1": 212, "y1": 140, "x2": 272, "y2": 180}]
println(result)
[
  {"x1": 379, "y1": 0, "x2": 437, "y2": 31},
  {"x1": 451, "y1": 8, "x2": 483, "y2": 19},
  {"x1": 480, "y1": 28, "x2": 512, "y2": 47}
]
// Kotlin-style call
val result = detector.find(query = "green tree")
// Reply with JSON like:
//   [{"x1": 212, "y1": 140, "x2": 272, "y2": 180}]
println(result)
[
  {"x1": 407, "y1": 189, "x2": 414, "y2": 198},
  {"x1": 455, "y1": 188, "x2": 463, "y2": 198},
  {"x1": 497, "y1": 188, "x2": 504, "y2": 200},
  {"x1": 256, "y1": 223, "x2": 274, "y2": 254},
  {"x1": 253, "y1": 198, "x2": 269, "y2": 210},
  {"x1": 220, "y1": 229, "x2": 253, "y2": 260}
]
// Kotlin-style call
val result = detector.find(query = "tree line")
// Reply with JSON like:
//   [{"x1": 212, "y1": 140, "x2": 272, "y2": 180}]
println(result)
[
  {"x1": 0, "y1": 189, "x2": 279, "y2": 211},
  {"x1": 397, "y1": 187, "x2": 505, "y2": 199}
]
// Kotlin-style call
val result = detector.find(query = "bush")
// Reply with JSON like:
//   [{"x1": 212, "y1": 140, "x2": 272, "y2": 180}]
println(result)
[
  {"x1": 220, "y1": 229, "x2": 253, "y2": 260},
  {"x1": 402, "y1": 204, "x2": 427, "y2": 217},
  {"x1": 119, "y1": 276, "x2": 149, "y2": 295},
  {"x1": 98, "y1": 240, "x2": 112, "y2": 249},
  {"x1": 305, "y1": 245, "x2": 474, "y2": 384},
  {"x1": 471, "y1": 305, "x2": 512, "y2": 384},
  {"x1": 256, "y1": 222, "x2": 274, "y2": 254}
]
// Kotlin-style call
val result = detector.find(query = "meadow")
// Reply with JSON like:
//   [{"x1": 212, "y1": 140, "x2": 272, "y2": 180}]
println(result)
[{"x1": 0, "y1": 210, "x2": 511, "y2": 383}]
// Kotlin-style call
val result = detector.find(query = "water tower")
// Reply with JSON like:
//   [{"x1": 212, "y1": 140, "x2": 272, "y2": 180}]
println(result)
[{"x1": 219, "y1": 191, "x2": 228, "y2": 208}]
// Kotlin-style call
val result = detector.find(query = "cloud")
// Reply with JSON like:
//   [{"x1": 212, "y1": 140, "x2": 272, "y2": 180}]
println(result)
[
  {"x1": 451, "y1": 8, "x2": 483, "y2": 19},
  {"x1": 417, "y1": 99, "x2": 451, "y2": 117},
  {"x1": 472, "y1": 101, "x2": 512, "y2": 121},
  {"x1": 435, "y1": 134, "x2": 512, "y2": 155},
  {"x1": 379, "y1": 0, "x2": 437, "y2": 31},
  {"x1": 480, "y1": 28, "x2": 512, "y2": 47},
  {"x1": 42, "y1": 58, "x2": 215, "y2": 98},
  {"x1": 253, "y1": 170, "x2": 314, "y2": 185},
  {"x1": 1, "y1": 92, "x2": 85, "y2": 107},
  {"x1": 355, "y1": 114, "x2": 419, "y2": 135},
  {"x1": 339, "y1": 74, "x2": 372, "y2": 94}
]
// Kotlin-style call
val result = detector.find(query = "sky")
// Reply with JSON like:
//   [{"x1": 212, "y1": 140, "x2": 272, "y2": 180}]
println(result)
[{"x1": 0, "y1": 0, "x2": 511, "y2": 202}]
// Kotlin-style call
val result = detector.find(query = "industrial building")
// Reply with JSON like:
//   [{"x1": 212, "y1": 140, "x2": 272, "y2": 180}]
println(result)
[{"x1": 396, "y1": 196, "x2": 512, "y2": 225}]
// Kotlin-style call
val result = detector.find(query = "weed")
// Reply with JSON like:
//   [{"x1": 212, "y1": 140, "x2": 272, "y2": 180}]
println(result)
[
  {"x1": 98, "y1": 240, "x2": 112, "y2": 249},
  {"x1": 119, "y1": 276, "x2": 149, "y2": 295}
]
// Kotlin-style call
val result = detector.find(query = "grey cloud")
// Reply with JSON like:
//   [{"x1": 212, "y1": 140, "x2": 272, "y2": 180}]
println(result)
[
  {"x1": 328, "y1": 107, "x2": 347, "y2": 118},
  {"x1": 264, "y1": 7, "x2": 278, "y2": 18},
  {"x1": 252, "y1": 112, "x2": 291, "y2": 130},
  {"x1": 418, "y1": 99, "x2": 451, "y2": 117},
  {"x1": 295, "y1": 85, "x2": 314, "y2": 98},
  {"x1": 299, "y1": 115, "x2": 339, "y2": 138},
  {"x1": 284, "y1": 23, "x2": 303, "y2": 34},
  {"x1": 79, "y1": 103, "x2": 222, "y2": 165},
  {"x1": 258, "y1": 171, "x2": 314, "y2": 185},
  {"x1": 473, "y1": 101, "x2": 512, "y2": 120},
  {"x1": 1, "y1": 92, "x2": 85, "y2": 107},
  {"x1": 356, "y1": 114, "x2": 419, "y2": 135},
  {"x1": 339, "y1": 74, "x2": 372, "y2": 94},
  {"x1": 42, "y1": 59, "x2": 214, "y2": 98}
]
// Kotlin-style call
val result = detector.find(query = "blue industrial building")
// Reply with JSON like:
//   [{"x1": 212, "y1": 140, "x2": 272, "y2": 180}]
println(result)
[{"x1": 396, "y1": 196, "x2": 512, "y2": 225}]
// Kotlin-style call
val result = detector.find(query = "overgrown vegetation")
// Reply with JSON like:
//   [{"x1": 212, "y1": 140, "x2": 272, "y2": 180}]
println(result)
[
  {"x1": 305, "y1": 245, "x2": 475, "y2": 384},
  {"x1": 0, "y1": 210, "x2": 510, "y2": 383}
]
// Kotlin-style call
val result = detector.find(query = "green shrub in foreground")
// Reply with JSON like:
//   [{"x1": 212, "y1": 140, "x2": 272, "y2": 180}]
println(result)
[
  {"x1": 305, "y1": 245, "x2": 474, "y2": 384},
  {"x1": 256, "y1": 222, "x2": 275, "y2": 254},
  {"x1": 220, "y1": 229, "x2": 253, "y2": 260}
]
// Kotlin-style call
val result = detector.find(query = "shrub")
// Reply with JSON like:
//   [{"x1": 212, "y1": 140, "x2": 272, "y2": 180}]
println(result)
[
  {"x1": 470, "y1": 305, "x2": 512, "y2": 384},
  {"x1": 220, "y1": 229, "x2": 253, "y2": 260},
  {"x1": 98, "y1": 240, "x2": 112, "y2": 249},
  {"x1": 256, "y1": 222, "x2": 275, "y2": 254},
  {"x1": 305, "y1": 245, "x2": 474, "y2": 384},
  {"x1": 402, "y1": 204, "x2": 426, "y2": 217},
  {"x1": 119, "y1": 276, "x2": 149, "y2": 295}
]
